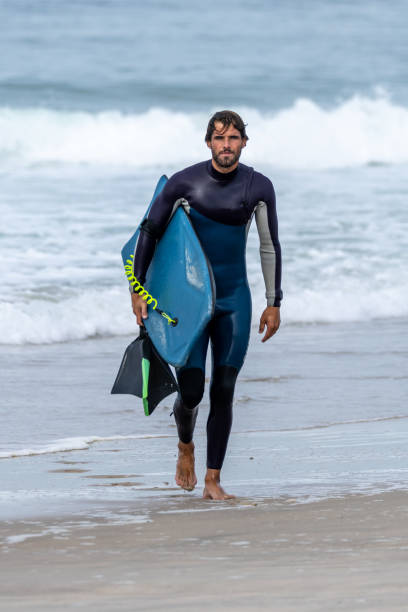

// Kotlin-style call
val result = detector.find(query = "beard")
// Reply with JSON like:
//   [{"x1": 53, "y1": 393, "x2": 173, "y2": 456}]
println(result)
[{"x1": 211, "y1": 148, "x2": 242, "y2": 168}]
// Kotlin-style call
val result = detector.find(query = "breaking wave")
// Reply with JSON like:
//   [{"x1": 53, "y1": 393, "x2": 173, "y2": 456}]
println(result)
[
  {"x1": 0, "y1": 282, "x2": 406, "y2": 345},
  {"x1": 1, "y1": 93, "x2": 408, "y2": 169}
]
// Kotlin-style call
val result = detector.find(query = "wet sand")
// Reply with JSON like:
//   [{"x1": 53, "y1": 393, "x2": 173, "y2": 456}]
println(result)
[
  {"x1": 2, "y1": 318, "x2": 408, "y2": 521},
  {"x1": 1, "y1": 491, "x2": 408, "y2": 611}
]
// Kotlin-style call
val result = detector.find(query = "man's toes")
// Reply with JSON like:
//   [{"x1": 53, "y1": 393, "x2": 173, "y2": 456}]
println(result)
[
  {"x1": 175, "y1": 471, "x2": 196, "y2": 491},
  {"x1": 185, "y1": 475, "x2": 197, "y2": 491}
]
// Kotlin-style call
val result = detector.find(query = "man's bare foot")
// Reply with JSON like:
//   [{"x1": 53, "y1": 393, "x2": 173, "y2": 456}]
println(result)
[
  {"x1": 203, "y1": 468, "x2": 236, "y2": 500},
  {"x1": 175, "y1": 441, "x2": 197, "y2": 491}
]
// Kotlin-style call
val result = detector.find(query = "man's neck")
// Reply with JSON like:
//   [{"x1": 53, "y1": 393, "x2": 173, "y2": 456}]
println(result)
[
  {"x1": 207, "y1": 160, "x2": 239, "y2": 181},
  {"x1": 211, "y1": 159, "x2": 239, "y2": 174}
]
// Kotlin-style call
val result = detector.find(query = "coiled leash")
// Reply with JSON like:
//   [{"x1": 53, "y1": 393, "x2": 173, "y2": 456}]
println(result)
[{"x1": 124, "y1": 254, "x2": 178, "y2": 327}]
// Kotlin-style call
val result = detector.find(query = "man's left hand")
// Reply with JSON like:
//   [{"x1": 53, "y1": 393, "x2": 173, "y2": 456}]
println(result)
[{"x1": 258, "y1": 306, "x2": 280, "y2": 342}]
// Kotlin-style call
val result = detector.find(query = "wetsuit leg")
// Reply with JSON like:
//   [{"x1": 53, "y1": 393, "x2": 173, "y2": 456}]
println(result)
[
  {"x1": 173, "y1": 368, "x2": 204, "y2": 443},
  {"x1": 172, "y1": 323, "x2": 209, "y2": 443},
  {"x1": 206, "y1": 292, "x2": 252, "y2": 470},
  {"x1": 172, "y1": 234, "x2": 252, "y2": 467},
  {"x1": 206, "y1": 364, "x2": 238, "y2": 469}
]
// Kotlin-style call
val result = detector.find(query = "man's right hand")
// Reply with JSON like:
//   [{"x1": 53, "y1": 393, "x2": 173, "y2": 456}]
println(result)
[{"x1": 131, "y1": 292, "x2": 148, "y2": 326}]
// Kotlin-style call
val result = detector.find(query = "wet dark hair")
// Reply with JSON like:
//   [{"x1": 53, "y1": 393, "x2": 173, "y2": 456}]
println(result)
[{"x1": 205, "y1": 110, "x2": 248, "y2": 142}]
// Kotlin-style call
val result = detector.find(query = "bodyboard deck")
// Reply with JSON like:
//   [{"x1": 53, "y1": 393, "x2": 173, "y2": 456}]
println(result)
[{"x1": 121, "y1": 176, "x2": 215, "y2": 367}]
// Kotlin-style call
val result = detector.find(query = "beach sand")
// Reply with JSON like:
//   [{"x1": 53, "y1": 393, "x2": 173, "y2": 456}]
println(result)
[{"x1": 1, "y1": 491, "x2": 408, "y2": 611}]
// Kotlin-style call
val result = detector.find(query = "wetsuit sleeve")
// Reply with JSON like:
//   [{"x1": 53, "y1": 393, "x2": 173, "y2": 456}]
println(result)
[
  {"x1": 132, "y1": 174, "x2": 183, "y2": 287},
  {"x1": 254, "y1": 178, "x2": 283, "y2": 307}
]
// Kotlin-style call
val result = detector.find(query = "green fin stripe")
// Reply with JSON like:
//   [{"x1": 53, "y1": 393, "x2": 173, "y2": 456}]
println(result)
[{"x1": 141, "y1": 357, "x2": 150, "y2": 416}]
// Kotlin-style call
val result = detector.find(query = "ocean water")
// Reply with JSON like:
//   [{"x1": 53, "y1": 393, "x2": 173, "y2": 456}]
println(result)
[{"x1": 1, "y1": 0, "x2": 407, "y2": 517}]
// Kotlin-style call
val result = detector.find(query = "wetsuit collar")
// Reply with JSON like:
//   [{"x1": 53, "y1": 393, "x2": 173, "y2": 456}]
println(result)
[{"x1": 206, "y1": 159, "x2": 239, "y2": 181}]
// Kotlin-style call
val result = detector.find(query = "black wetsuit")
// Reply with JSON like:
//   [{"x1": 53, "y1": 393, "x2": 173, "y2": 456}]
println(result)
[{"x1": 134, "y1": 160, "x2": 282, "y2": 469}]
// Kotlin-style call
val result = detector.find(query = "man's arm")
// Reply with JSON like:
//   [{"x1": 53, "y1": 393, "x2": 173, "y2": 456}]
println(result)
[
  {"x1": 133, "y1": 174, "x2": 182, "y2": 285},
  {"x1": 254, "y1": 176, "x2": 282, "y2": 341},
  {"x1": 131, "y1": 174, "x2": 182, "y2": 325}
]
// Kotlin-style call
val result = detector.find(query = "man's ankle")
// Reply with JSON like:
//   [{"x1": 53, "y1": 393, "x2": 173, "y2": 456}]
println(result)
[
  {"x1": 205, "y1": 468, "x2": 221, "y2": 482},
  {"x1": 178, "y1": 440, "x2": 194, "y2": 453}
]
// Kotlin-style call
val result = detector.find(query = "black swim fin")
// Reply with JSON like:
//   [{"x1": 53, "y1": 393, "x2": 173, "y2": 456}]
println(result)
[{"x1": 111, "y1": 327, "x2": 179, "y2": 415}]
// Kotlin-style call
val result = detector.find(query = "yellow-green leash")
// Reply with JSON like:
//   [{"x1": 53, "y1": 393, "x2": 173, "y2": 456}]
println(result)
[{"x1": 124, "y1": 254, "x2": 177, "y2": 326}]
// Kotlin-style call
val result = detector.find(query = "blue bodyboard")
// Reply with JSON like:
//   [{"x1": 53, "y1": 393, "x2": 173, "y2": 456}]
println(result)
[{"x1": 122, "y1": 176, "x2": 215, "y2": 367}]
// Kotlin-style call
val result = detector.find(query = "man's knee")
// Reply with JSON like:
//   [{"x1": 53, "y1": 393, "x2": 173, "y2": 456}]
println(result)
[
  {"x1": 210, "y1": 365, "x2": 239, "y2": 404},
  {"x1": 177, "y1": 367, "x2": 205, "y2": 409}
]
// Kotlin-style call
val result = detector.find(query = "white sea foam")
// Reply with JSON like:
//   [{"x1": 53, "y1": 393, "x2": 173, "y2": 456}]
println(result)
[
  {"x1": 0, "y1": 288, "x2": 133, "y2": 345},
  {"x1": 1, "y1": 92, "x2": 407, "y2": 345},
  {"x1": 1, "y1": 93, "x2": 408, "y2": 169},
  {"x1": 250, "y1": 273, "x2": 408, "y2": 324},
  {"x1": 0, "y1": 434, "x2": 172, "y2": 459},
  {"x1": 5, "y1": 526, "x2": 69, "y2": 545},
  {"x1": 0, "y1": 279, "x2": 406, "y2": 346},
  {"x1": 282, "y1": 288, "x2": 408, "y2": 323}
]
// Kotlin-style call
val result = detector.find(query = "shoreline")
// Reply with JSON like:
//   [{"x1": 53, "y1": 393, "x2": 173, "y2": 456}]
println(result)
[
  {"x1": 1, "y1": 490, "x2": 408, "y2": 610},
  {"x1": 1, "y1": 317, "x2": 408, "y2": 522}
]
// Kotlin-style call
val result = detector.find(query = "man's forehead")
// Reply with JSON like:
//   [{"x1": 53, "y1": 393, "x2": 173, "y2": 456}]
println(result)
[{"x1": 213, "y1": 121, "x2": 240, "y2": 136}]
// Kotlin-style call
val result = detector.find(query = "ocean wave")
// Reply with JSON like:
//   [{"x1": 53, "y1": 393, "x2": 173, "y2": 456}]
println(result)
[
  {"x1": 0, "y1": 282, "x2": 407, "y2": 345},
  {"x1": 0, "y1": 288, "x2": 133, "y2": 345},
  {"x1": 1, "y1": 94, "x2": 408, "y2": 169},
  {"x1": 0, "y1": 434, "x2": 172, "y2": 459},
  {"x1": 269, "y1": 286, "x2": 408, "y2": 324}
]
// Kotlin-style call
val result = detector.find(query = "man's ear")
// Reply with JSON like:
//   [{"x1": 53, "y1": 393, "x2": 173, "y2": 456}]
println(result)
[
  {"x1": 206, "y1": 140, "x2": 211, "y2": 149},
  {"x1": 242, "y1": 138, "x2": 247, "y2": 148}
]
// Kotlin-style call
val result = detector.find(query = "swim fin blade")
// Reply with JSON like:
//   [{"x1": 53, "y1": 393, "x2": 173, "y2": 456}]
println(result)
[{"x1": 111, "y1": 327, "x2": 179, "y2": 415}]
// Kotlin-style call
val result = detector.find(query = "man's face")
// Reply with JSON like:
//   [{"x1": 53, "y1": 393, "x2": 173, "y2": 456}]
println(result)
[{"x1": 207, "y1": 121, "x2": 247, "y2": 170}]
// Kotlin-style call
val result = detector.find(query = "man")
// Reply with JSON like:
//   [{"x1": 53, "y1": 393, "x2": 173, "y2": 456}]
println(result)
[{"x1": 131, "y1": 110, "x2": 282, "y2": 500}]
